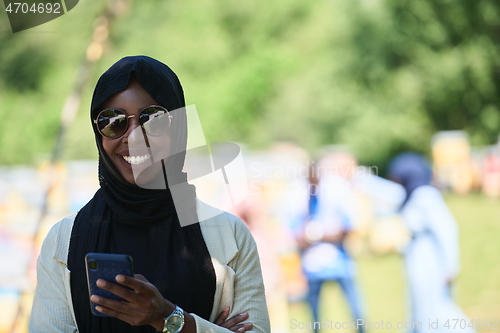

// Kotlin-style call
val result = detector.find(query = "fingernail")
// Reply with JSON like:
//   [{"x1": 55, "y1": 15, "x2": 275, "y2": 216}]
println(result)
[
  {"x1": 116, "y1": 275, "x2": 125, "y2": 283},
  {"x1": 240, "y1": 312, "x2": 248, "y2": 317},
  {"x1": 95, "y1": 306, "x2": 103, "y2": 312},
  {"x1": 90, "y1": 295, "x2": 99, "y2": 302},
  {"x1": 96, "y1": 279, "x2": 106, "y2": 287},
  {"x1": 238, "y1": 328, "x2": 245, "y2": 332},
  {"x1": 224, "y1": 306, "x2": 230, "y2": 312}
]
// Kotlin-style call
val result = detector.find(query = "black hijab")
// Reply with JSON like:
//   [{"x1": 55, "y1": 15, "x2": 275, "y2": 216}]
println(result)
[
  {"x1": 67, "y1": 56, "x2": 216, "y2": 332},
  {"x1": 387, "y1": 152, "x2": 432, "y2": 206}
]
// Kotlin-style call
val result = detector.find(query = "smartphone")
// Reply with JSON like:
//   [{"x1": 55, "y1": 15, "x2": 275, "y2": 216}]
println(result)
[{"x1": 85, "y1": 253, "x2": 135, "y2": 317}]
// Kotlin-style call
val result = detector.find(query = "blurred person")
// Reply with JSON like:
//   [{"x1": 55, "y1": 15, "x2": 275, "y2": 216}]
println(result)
[
  {"x1": 232, "y1": 143, "x2": 312, "y2": 333},
  {"x1": 265, "y1": 143, "x2": 310, "y2": 303},
  {"x1": 292, "y1": 152, "x2": 364, "y2": 333},
  {"x1": 388, "y1": 152, "x2": 474, "y2": 333},
  {"x1": 232, "y1": 190, "x2": 290, "y2": 333},
  {"x1": 482, "y1": 144, "x2": 500, "y2": 197},
  {"x1": 29, "y1": 56, "x2": 270, "y2": 333}
]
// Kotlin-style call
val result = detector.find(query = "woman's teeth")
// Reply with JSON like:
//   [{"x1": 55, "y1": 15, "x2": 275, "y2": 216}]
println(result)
[{"x1": 122, "y1": 154, "x2": 151, "y2": 165}]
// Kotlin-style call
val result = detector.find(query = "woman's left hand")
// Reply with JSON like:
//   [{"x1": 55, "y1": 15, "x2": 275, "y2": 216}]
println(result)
[
  {"x1": 215, "y1": 307, "x2": 253, "y2": 332},
  {"x1": 91, "y1": 274, "x2": 173, "y2": 329}
]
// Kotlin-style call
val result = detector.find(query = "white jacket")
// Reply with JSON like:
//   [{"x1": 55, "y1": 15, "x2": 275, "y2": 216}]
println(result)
[{"x1": 29, "y1": 200, "x2": 270, "y2": 333}]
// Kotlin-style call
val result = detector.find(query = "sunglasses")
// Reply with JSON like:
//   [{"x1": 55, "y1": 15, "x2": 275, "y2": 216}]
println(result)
[{"x1": 94, "y1": 105, "x2": 173, "y2": 139}]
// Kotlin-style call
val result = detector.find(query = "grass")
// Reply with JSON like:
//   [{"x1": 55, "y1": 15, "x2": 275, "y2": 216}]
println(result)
[{"x1": 449, "y1": 195, "x2": 500, "y2": 324}]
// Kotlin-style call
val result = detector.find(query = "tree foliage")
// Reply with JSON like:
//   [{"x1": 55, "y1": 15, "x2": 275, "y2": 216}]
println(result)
[{"x1": 0, "y1": 0, "x2": 499, "y2": 168}]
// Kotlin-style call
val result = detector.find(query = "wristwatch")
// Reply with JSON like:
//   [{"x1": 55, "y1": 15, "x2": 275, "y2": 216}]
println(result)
[{"x1": 162, "y1": 305, "x2": 185, "y2": 333}]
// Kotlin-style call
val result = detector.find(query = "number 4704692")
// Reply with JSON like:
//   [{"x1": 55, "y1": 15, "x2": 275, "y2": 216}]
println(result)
[{"x1": 5, "y1": 2, "x2": 61, "y2": 14}]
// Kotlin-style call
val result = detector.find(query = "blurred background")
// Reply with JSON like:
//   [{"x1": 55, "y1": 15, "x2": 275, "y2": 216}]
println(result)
[{"x1": 0, "y1": 0, "x2": 499, "y2": 332}]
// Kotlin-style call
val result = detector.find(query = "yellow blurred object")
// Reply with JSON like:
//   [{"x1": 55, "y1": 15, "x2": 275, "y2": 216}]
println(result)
[
  {"x1": 432, "y1": 131, "x2": 474, "y2": 194},
  {"x1": 279, "y1": 252, "x2": 307, "y2": 301},
  {"x1": 368, "y1": 214, "x2": 411, "y2": 254},
  {"x1": 86, "y1": 41, "x2": 104, "y2": 62},
  {"x1": 0, "y1": 292, "x2": 18, "y2": 333}
]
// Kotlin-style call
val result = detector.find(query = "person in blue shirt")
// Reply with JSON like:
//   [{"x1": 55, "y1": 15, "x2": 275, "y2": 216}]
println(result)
[{"x1": 293, "y1": 156, "x2": 364, "y2": 333}]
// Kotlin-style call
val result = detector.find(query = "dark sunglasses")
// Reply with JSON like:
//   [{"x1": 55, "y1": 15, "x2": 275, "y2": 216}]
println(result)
[{"x1": 94, "y1": 105, "x2": 173, "y2": 139}]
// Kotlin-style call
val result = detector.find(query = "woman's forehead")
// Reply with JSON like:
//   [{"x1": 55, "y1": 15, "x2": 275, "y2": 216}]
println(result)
[{"x1": 101, "y1": 80, "x2": 160, "y2": 110}]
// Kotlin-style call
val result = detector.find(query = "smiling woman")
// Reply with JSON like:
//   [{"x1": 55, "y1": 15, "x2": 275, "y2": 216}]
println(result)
[
  {"x1": 98, "y1": 80, "x2": 171, "y2": 185},
  {"x1": 28, "y1": 56, "x2": 270, "y2": 333}
]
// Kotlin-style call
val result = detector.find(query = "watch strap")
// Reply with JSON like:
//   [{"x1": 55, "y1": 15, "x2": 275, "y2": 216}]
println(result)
[{"x1": 162, "y1": 305, "x2": 185, "y2": 333}]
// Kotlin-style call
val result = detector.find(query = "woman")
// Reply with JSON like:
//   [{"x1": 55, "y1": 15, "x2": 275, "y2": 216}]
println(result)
[
  {"x1": 388, "y1": 152, "x2": 474, "y2": 333},
  {"x1": 29, "y1": 56, "x2": 270, "y2": 333}
]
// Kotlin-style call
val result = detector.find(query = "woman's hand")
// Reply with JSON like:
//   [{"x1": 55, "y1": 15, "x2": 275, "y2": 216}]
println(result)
[
  {"x1": 214, "y1": 306, "x2": 253, "y2": 332},
  {"x1": 90, "y1": 274, "x2": 174, "y2": 329}
]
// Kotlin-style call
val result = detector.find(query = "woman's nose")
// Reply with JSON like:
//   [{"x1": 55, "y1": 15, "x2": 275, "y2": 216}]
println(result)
[{"x1": 123, "y1": 115, "x2": 141, "y2": 142}]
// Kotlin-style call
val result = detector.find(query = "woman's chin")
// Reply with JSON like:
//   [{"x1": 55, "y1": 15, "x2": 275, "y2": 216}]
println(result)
[{"x1": 132, "y1": 162, "x2": 166, "y2": 188}]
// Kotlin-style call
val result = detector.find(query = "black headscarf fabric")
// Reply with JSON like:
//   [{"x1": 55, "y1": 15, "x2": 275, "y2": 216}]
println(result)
[
  {"x1": 67, "y1": 56, "x2": 216, "y2": 332},
  {"x1": 388, "y1": 152, "x2": 433, "y2": 206}
]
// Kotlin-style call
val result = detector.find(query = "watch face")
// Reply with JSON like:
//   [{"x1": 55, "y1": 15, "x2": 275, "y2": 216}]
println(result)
[{"x1": 166, "y1": 315, "x2": 184, "y2": 333}]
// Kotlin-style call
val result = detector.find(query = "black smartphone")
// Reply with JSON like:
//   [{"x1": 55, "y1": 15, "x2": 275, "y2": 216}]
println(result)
[{"x1": 85, "y1": 253, "x2": 135, "y2": 317}]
